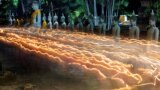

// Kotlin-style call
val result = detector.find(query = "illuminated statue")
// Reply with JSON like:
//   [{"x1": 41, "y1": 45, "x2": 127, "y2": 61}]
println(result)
[
  {"x1": 147, "y1": 10, "x2": 159, "y2": 41},
  {"x1": 87, "y1": 14, "x2": 94, "y2": 33},
  {"x1": 31, "y1": 1, "x2": 41, "y2": 28},
  {"x1": 99, "y1": 15, "x2": 106, "y2": 35},
  {"x1": 48, "y1": 12, "x2": 52, "y2": 29},
  {"x1": 112, "y1": 15, "x2": 120, "y2": 40},
  {"x1": 76, "y1": 18, "x2": 83, "y2": 32},
  {"x1": 68, "y1": 15, "x2": 74, "y2": 31},
  {"x1": 42, "y1": 13, "x2": 47, "y2": 29},
  {"x1": 53, "y1": 13, "x2": 59, "y2": 29},
  {"x1": 129, "y1": 11, "x2": 140, "y2": 39},
  {"x1": 60, "y1": 13, "x2": 66, "y2": 30}
]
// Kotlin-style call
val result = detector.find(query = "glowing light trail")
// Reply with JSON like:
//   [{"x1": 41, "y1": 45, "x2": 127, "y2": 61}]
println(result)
[{"x1": 0, "y1": 28, "x2": 160, "y2": 89}]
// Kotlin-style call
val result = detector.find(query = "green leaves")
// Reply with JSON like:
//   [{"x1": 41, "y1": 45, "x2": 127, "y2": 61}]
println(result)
[
  {"x1": 12, "y1": 0, "x2": 19, "y2": 7},
  {"x1": 64, "y1": 0, "x2": 85, "y2": 20},
  {"x1": 153, "y1": 1, "x2": 160, "y2": 22}
]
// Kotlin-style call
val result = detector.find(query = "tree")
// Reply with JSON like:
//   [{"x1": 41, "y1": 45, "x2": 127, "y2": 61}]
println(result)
[
  {"x1": 153, "y1": 1, "x2": 160, "y2": 22},
  {"x1": 0, "y1": 0, "x2": 14, "y2": 24}
]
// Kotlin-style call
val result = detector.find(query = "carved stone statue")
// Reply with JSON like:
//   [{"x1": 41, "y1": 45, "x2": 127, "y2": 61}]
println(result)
[
  {"x1": 11, "y1": 13, "x2": 16, "y2": 26},
  {"x1": 31, "y1": 1, "x2": 41, "y2": 28},
  {"x1": 60, "y1": 13, "x2": 66, "y2": 30},
  {"x1": 68, "y1": 15, "x2": 74, "y2": 31},
  {"x1": 129, "y1": 11, "x2": 140, "y2": 39},
  {"x1": 20, "y1": 18, "x2": 24, "y2": 26},
  {"x1": 53, "y1": 13, "x2": 59, "y2": 29},
  {"x1": 147, "y1": 10, "x2": 159, "y2": 41},
  {"x1": 76, "y1": 18, "x2": 83, "y2": 32},
  {"x1": 16, "y1": 19, "x2": 20, "y2": 27},
  {"x1": 42, "y1": 13, "x2": 47, "y2": 29},
  {"x1": 48, "y1": 12, "x2": 52, "y2": 29},
  {"x1": 112, "y1": 16, "x2": 120, "y2": 40},
  {"x1": 9, "y1": 16, "x2": 13, "y2": 26},
  {"x1": 87, "y1": 14, "x2": 94, "y2": 33},
  {"x1": 99, "y1": 15, "x2": 106, "y2": 35}
]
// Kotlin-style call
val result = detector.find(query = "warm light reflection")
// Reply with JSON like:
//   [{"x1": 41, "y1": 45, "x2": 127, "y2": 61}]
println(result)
[{"x1": 1, "y1": 27, "x2": 160, "y2": 89}]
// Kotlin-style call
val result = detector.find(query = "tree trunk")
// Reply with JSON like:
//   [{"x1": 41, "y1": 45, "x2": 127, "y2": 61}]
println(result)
[
  {"x1": 94, "y1": 0, "x2": 98, "y2": 26},
  {"x1": 116, "y1": 0, "x2": 120, "y2": 16},
  {"x1": 101, "y1": 3, "x2": 104, "y2": 16},
  {"x1": 94, "y1": 0, "x2": 97, "y2": 16},
  {"x1": 85, "y1": 0, "x2": 90, "y2": 15},
  {"x1": 106, "y1": 0, "x2": 115, "y2": 30}
]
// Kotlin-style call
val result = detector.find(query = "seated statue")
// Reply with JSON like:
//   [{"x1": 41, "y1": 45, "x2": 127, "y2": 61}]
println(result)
[
  {"x1": 99, "y1": 15, "x2": 106, "y2": 35},
  {"x1": 9, "y1": 16, "x2": 13, "y2": 26},
  {"x1": 20, "y1": 18, "x2": 24, "y2": 26},
  {"x1": 112, "y1": 15, "x2": 120, "y2": 40},
  {"x1": 48, "y1": 12, "x2": 52, "y2": 29},
  {"x1": 87, "y1": 14, "x2": 94, "y2": 33},
  {"x1": 129, "y1": 11, "x2": 140, "y2": 39},
  {"x1": 53, "y1": 13, "x2": 59, "y2": 29},
  {"x1": 42, "y1": 13, "x2": 47, "y2": 29},
  {"x1": 68, "y1": 15, "x2": 74, "y2": 31},
  {"x1": 60, "y1": 13, "x2": 66, "y2": 30},
  {"x1": 147, "y1": 10, "x2": 159, "y2": 41},
  {"x1": 76, "y1": 18, "x2": 83, "y2": 32},
  {"x1": 16, "y1": 19, "x2": 20, "y2": 27},
  {"x1": 11, "y1": 13, "x2": 16, "y2": 26},
  {"x1": 31, "y1": 1, "x2": 41, "y2": 28}
]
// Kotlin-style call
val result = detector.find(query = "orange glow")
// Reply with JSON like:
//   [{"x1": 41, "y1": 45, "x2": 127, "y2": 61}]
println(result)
[{"x1": 1, "y1": 27, "x2": 160, "y2": 89}]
